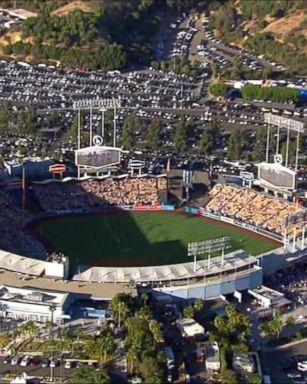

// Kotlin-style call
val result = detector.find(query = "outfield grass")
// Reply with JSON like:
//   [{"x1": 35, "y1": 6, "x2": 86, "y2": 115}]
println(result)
[{"x1": 35, "y1": 212, "x2": 279, "y2": 267}]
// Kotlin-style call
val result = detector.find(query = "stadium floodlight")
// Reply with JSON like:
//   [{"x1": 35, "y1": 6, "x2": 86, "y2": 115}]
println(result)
[
  {"x1": 264, "y1": 113, "x2": 304, "y2": 133},
  {"x1": 188, "y1": 237, "x2": 231, "y2": 272},
  {"x1": 74, "y1": 97, "x2": 121, "y2": 178},
  {"x1": 73, "y1": 98, "x2": 121, "y2": 110},
  {"x1": 264, "y1": 113, "x2": 304, "y2": 171}
]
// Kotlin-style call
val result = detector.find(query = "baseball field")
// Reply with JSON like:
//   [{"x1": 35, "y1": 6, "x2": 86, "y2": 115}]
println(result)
[{"x1": 32, "y1": 212, "x2": 280, "y2": 267}]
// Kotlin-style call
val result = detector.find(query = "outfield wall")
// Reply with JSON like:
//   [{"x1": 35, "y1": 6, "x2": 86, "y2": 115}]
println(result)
[
  {"x1": 185, "y1": 207, "x2": 283, "y2": 242},
  {"x1": 28, "y1": 204, "x2": 175, "y2": 222}
]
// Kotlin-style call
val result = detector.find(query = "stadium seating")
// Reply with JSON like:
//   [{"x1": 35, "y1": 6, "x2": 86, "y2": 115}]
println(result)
[
  {"x1": 0, "y1": 190, "x2": 45, "y2": 257},
  {"x1": 32, "y1": 177, "x2": 167, "y2": 211},
  {"x1": 206, "y1": 184, "x2": 303, "y2": 237}
]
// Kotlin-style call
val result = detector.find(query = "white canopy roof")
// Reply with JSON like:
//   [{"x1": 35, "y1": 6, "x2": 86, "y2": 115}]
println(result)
[
  {"x1": 0, "y1": 250, "x2": 47, "y2": 276},
  {"x1": 72, "y1": 250, "x2": 258, "y2": 283}
]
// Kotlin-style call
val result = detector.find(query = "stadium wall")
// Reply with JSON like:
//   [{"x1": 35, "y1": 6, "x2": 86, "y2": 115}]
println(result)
[
  {"x1": 185, "y1": 207, "x2": 283, "y2": 242},
  {"x1": 153, "y1": 267, "x2": 263, "y2": 300}
]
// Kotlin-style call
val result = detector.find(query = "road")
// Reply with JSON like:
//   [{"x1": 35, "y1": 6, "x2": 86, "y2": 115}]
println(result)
[{"x1": 261, "y1": 338, "x2": 307, "y2": 384}]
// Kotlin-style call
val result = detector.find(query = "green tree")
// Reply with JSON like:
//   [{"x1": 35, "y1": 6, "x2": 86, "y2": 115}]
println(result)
[
  {"x1": 198, "y1": 129, "x2": 214, "y2": 155},
  {"x1": 219, "y1": 369, "x2": 239, "y2": 384},
  {"x1": 121, "y1": 113, "x2": 139, "y2": 150},
  {"x1": 149, "y1": 320, "x2": 163, "y2": 346},
  {"x1": 183, "y1": 306, "x2": 195, "y2": 319},
  {"x1": 127, "y1": 343, "x2": 140, "y2": 374},
  {"x1": 138, "y1": 355, "x2": 164, "y2": 384},
  {"x1": 174, "y1": 118, "x2": 190, "y2": 152},
  {"x1": 97, "y1": 332, "x2": 115, "y2": 366},
  {"x1": 227, "y1": 127, "x2": 246, "y2": 160},
  {"x1": 146, "y1": 118, "x2": 161, "y2": 151},
  {"x1": 110, "y1": 294, "x2": 132, "y2": 329},
  {"x1": 209, "y1": 83, "x2": 230, "y2": 97},
  {"x1": 252, "y1": 128, "x2": 267, "y2": 161},
  {"x1": 194, "y1": 298, "x2": 204, "y2": 312},
  {"x1": 285, "y1": 316, "x2": 295, "y2": 329},
  {"x1": 68, "y1": 365, "x2": 110, "y2": 384},
  {"x1": 138, "y1": 305, "x2": 152, "y2": 320}
]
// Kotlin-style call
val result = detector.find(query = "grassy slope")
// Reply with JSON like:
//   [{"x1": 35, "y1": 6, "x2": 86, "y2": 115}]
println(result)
[{"x1": 35, "y1": 212, "x2": 279, "y2": 267}]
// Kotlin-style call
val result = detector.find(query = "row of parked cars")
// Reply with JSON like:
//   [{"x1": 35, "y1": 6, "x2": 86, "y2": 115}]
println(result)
[{"x1": 3, "y1": 355, "x2": 97, "y2": 369}]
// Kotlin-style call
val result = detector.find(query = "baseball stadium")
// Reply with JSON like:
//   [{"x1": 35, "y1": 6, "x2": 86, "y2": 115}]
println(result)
[{"x1": 0, "y1": 114, "x2": 306, "y2": 308}]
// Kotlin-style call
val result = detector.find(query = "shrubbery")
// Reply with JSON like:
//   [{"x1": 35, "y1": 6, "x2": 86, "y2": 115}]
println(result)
[{"x1": 241, "y1": 84, "x2": 299, "y2": 103}]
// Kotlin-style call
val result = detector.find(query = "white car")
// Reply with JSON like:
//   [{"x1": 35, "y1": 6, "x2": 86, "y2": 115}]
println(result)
[
  {"x1": 20, "y1": 356, "x2": 30, "y2": 367},
  {"x1": 297, "y1": 361, "x2": 307, "y2": 371},
  {"x1": 11, "y1": 356, "x2": 20, "y2": 366},
  {"x1": 65, "y1": 361, "x2": 72, "y2": 369}
]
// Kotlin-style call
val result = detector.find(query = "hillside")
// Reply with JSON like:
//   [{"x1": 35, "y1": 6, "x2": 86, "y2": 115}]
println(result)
[
  {"x1": 211, "y1": 0, "x2": 307, "y2": 75},
  {"x1": 51, "y1": 1, "x2": 95, "y2": 17}
]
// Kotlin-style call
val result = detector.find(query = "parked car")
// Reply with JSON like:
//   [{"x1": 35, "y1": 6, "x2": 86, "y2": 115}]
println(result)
[
  {"x1": 20, "y1": 355, "x2": 30, "y2": 367},
  {"x1": 11, "y1": 356, "x2": 20, "y2": 365},
  {"x1": 41, "y1": 358, "x2": 49, "y2": 368}
]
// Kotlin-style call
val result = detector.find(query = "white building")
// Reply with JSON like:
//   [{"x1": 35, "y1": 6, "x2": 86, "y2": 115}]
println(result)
[{"x1": 0, "y1": 285, "x2": 71, "y2": 323}]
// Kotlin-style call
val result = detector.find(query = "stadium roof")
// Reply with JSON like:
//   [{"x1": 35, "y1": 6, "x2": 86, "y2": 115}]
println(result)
[
  {"x1": 0, "y1": 250, "x2": 47, "y2": 276},
  {"x1": 72, "y1": 250, "x2": 258, "y2": 283}
]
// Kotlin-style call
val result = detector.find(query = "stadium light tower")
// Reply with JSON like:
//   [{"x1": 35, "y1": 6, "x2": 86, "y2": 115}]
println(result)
[
  {"x1": 73, "y1": 97, "x2": 121, "y2": 150},
  {"x1": 264, "y1": 113, "x2": 304, "y2": 171}
]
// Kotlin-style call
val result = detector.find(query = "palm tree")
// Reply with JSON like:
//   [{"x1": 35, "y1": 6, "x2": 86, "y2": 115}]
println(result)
[
  {"x1": 183, "y1": 306, "x2": 195, "y2": 319},
  {"x1": 117, "y1": 301, "x2": 130, "y2": 329},
  {"x1": 194, "y1": 299, "x2": 204, "y2": 312},
  {"x1": 97, "y1": 333, "x2": 115, "y2": 366},
  {"x1": 127, "y1": 343, "x2": 139, "y2": 374},
  {"x1": 149, "y1": 320, "x2": 163, "y2": 346},
  {"x1": 141, "y1": 292, "x2": 149, "y2": 306},
  {"x1": 68, "y1": 364, "x2": 110, "y2": 384}
]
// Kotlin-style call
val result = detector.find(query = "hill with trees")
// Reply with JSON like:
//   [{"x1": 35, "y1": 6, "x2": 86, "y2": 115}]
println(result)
[
  {"x1": 0, "y1": 0, "x2": 199, "y2": 70},
  {"x1": 211, "y1": 0, "x2": 307, "y2": 75}
]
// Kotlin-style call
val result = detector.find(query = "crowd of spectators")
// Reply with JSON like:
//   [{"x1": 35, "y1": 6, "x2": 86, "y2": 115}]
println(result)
[
  {"x1": 0, "y1": 190, "x2": 45, "y2": 258},
  {"x1": 206, "y1": 184, "x2": 303, "y2": 236},
  {"x1": 32, "y1": 177, "x2": 167, "y2": 211}
]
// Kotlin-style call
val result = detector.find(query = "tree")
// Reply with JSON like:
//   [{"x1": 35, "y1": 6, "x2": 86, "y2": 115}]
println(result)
[
  {"x1": 174, "y1": 118, "x2": 190, "y2": 152},
  {"x1": 110, "y1": 294, "x2": 132, "y2": 329},
  {"x1": 198, "y1": 129, "x2": 214, "y2": 155},
  {"x1": 127, "y1": 343, "x2": 140, "y2": 374},
  {"x1": 183, "y1": 306, "x2": 195, "y2": 319},
  {"x1": 146, "y1": 118, "x2": 161, "y2": 151},
  {"x1": 149, "y1": 320, "x2": 163, "y2": 346},
  {"x1": 209, "y1": 83, "x2": 230, "y2": 97},
  {"x1": 138, "y1": 305, "x2": 152, "y2": 320},
  {"x1": 97, "y1": 332, "x2": 115, "y2": 366},
  {"x1": 121, "y1": 113, "x2": 139, "y2": 150},
  {"x1": 227, "y1": 127, "x2": 246, "y2": 160},
  {"x1": 260, "y1": 315, "x2": 283, "y2": 340},
  {"x1": 285, "y1": 316, "x2": 295, "y2": 329},
  {"x1": 219, "y1": 369, "x2": 239, "y2": 384},
  {"x1": 138, "y1": 355, "x2": 164, "y2": 384},
  {"x1": 68, "y1": 365, "x2": 110, "y2": 384},
  {"x1": 194, "y1": 298, "x2": 204, "y2": 312},
  {"x1": 252, "y1": 128, "x2": 266, "y2": 161}
]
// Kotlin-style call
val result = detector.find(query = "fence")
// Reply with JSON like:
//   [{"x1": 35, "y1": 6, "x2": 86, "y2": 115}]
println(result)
[{"x1": 185, "y1": 207, "x2": 283, "y2": 242}]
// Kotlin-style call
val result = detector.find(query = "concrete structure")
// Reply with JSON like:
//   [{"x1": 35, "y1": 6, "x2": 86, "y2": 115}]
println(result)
[
  {"x1": 176, "y1": 318, "x2": 204, "y2": 337},
  {"x1": 4, "y1": 157, "x2": 54, "y2": 178},
  {"x1": 0, "y1": 285, "x2": 71, "y2": 323},
  {"x1": 233, "y1": 353, "x2": 255, "y2": 374},
  {"x1": 248, "y1": 285, "x2": 290, "y2": 309}
]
